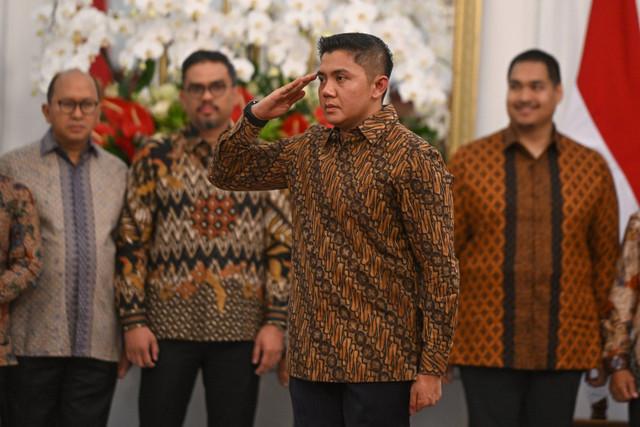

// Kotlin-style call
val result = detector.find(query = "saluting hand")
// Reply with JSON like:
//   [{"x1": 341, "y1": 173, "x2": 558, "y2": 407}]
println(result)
[{"x1": 251, "y1": 73, "x2": 318, "y2": 121}]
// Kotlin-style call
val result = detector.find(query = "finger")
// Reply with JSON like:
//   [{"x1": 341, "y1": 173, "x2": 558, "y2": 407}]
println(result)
[
  {"x1": 280, "y1": 78, "x2": 310, "y2": 96},
  {"x1": 631, "y1": 383, "x2": 639, "y2": 399},
  {"x1": 127, "y1": 348, "x2": 143, "y2": 368},
  {"x1": 151, "y1": 337, "x2": 159, "y2": 363},
  {"x1": 142, "y1": 344, "x2": 156, "y2": 368},
  {"x1": 409, "y1": 388, "x2": 418, "y2": 415},
  {"x1": 613, "y1": 386, "x2": 630, "y2": 402},
  {"x1": 625, "y1": 381, "x2": 638, "y2": 400},
  {"x1": 255, "y1": 359, "x2": 269, "y2": 375},
  {"x1": 117, "y1": 358, "x2": 131, "y2": 379},
  {"x1": 278, "y1": 371, "x2": 290, "y2": 388},
  {"x1": 130, "y1": 350, "x2": 141, "y2": 367},
  {"x1": 281, "y1": 74, "x2": 316, "y2": 97},
  {"x1": 263, "y1": 350, "x2": 281, "y2": 371},
  {"x1": 252, "y1": 341, "x2": 261, "y2": 365},
  {"x1": 295, "y1": 90, "x2": 306, "y2": 102}
]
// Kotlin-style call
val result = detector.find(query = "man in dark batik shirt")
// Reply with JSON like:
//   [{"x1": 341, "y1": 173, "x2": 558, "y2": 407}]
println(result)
[{"x1": 116, "y1": 50, "x2": 291, "y2": 427}]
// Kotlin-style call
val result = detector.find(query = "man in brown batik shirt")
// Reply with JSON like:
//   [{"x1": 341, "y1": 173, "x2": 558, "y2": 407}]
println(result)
[
  {"x1": 209, "y1": 33, "x2": 459, "y2": 426},
  {"x1": 448, "y1": 49, "x2": 618, "y2": 426}
]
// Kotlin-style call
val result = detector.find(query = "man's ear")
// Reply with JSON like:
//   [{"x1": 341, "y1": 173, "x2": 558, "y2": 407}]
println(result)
[
  {"x1": 372, "y1": 75, "x2": 389, "y2": 100},
  {"x1": 554, "y1": 83, "x2": 564, "y2": 104},
  {"x1": 42, "y1": 103, "x2": 52, "y2": 124}
]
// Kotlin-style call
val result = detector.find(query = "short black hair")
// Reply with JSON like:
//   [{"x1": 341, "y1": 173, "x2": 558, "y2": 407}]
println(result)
[
  {"x1": 181, "y1": 50, "x2": 237, "y2": 86},
  {"x1": 508, "y1": 49, "x2": 561, "y2": 86},
  {"x1": 46, "y1": 70, "x2": 102, "y2": 103},
  {"x1": 317, "y1": 33, "x2": 393, "y2": 81}
]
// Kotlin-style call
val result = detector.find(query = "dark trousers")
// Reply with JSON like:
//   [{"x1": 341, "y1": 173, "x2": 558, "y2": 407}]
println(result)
[
  {"x1": 459, "y1": 366, "x2": 582, "y2": 427},
  {"x1": 289, "y1": 376, "x2": 412, "y2": 427},
  {"x1": 0, "y1": 367, "x2": 8, "y2": 427},
  {"x1": 6, "y1": 356, "x2": 117, "y2": 427},
  {"x1": 139, "y1": 340, "x2": 259, "y2": 427},
  {"x1": 629, "y1": 396, "x2": 640, "y2": 426}
]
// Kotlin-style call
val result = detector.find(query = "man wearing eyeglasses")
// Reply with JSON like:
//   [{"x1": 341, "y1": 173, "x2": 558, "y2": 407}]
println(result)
[
  {"x1": 0, "y1": 69, "x2": 128, "y2": 427},
  {"x1": 114, "y1": 50, "x2": 291, "y2": 427}
]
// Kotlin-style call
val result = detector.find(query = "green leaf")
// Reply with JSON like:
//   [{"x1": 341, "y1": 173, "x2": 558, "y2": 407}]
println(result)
[
  {"x1": 259, "y1": 118, "x2": 284, "y2": 142},
  {"x1": 134, "y1": 60, "x2": 156, "y2": 94}
]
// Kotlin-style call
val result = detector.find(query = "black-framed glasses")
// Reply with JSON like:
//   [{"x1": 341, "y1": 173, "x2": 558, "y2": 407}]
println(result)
[
  {"x1": 185, "y1": 81, "x2": 228, "y2": 98},
  {"x1": 57, "y1": 99, "x2": 99, "y2": 115}
]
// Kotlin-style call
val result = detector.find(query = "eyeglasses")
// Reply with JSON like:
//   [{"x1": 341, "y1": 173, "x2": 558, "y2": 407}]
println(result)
[
  {"x1": 57, "y1": 99, "x2": 99, "y2": 115},
  {"x1": 185, "y1": 81, "x2": 229, "y2": 98}
]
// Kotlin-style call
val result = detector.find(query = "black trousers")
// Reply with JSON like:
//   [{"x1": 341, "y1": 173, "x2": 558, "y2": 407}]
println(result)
[
  {"x1": 459, "y1": 366, "x2": 582, "y2": 427},
  {"x1": 6, "y1": 356, "x2": 117, "y2": 427},
  {"x1": 0, "y1": 367, "x2": 8, "y2": 427},
  {"x1": 139, "y1": 340, "x2": 259, "y2": 427},
  {"x1": 289, "y1": 377, "x2": 412, "y2": 427},
  {"x1": 629, "y1": 396, "x2": 640, "y2": 426}
]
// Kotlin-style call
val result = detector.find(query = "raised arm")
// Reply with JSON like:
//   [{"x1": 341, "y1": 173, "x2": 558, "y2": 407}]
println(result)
[{"x1": 208, "y1": 74, "x2": 317, "y2": 191}]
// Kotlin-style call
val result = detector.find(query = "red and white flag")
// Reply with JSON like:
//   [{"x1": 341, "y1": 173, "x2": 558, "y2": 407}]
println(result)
[{"x1": 562, "y1": 0, "x2": 640, "y2": 232}]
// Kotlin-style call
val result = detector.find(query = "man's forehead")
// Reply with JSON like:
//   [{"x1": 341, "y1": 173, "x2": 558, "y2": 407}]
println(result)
[
  {"x1": 184, "y1": 62, "x2": 231, "y2": 83},
  {"x1": 52, "y1": 71, "x2": 97, "y2": 97},
  {"x1": 318, "y1": 51, "x2": 360, "y2": 73},
  {"x1": 509, "y1": 61, "x2": 550, "y2": 81}
]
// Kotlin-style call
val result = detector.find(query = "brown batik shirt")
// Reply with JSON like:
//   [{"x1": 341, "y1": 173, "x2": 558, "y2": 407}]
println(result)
[
  {"x1": 0, "y1": 174, "x2": 42, "y2": 365},
  {"x1": 449, "y1": 126, "x2": 619, "y2": 370},
  {"x1": 209, "y1": 105, "x2": 459, "y2": 382}
]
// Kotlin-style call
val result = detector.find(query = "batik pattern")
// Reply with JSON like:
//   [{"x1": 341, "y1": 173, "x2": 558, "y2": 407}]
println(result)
[
  {"x1": 449, "y1": 127, "x2": 619, "y2": 370},
  {"x1": 209, "y1": 105, "x2": 459, "y2": 382},
  {"x1": 0, "y1": 174, "x2": 42, "y2": 365},
  {"x1": 115, "y1": 127, "x2": 291, "y2": 341},
  {"x1": 603, "y1": 211, "x2": 640, "y2": 373}
]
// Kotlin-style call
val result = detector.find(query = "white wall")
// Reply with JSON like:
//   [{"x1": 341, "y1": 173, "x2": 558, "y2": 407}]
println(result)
[
  {"x1": 476, "y1": 0, "x2": 590, "y2": 139},
  {"x1": 0, "y1": 0, "x2": 49, "y2": 152},
  {"x1": 1, "y1": 0, "x2": 638, "y2": 424}
]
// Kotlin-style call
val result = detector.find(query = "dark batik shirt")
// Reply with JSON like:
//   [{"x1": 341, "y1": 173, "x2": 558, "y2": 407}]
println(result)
[
  {"x1": 115, "y1": 126, "x2": 292, "y2": 341},
  {"x1": 449, "y1": 126, "x2": 619, "y2": 370},
  {"x1": 0, "y1": 174, "x2": 42, "y2": 365},
  {"x1": 209, "y1": 105, "x2": 459, "y2": 382},
  {"x1": 603, "y1": 211, "x2": 640, "y2": 374}
]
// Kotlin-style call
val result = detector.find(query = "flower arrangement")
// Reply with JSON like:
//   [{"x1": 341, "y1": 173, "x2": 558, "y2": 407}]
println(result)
[{"x1": 33, "y1": 0, "x2": 454, "y2": 162}]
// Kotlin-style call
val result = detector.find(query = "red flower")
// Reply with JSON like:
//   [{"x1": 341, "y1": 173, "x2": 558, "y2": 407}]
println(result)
[
  {"x1": 97, "y1": 97, "x2": 156, "y2": 163},
  {"x1": 281, "y1": 113, "x2": 309, "y2": 137},
  {"x1": 101, "y1": 97, "x2": 155, "y2": 138},
  {"x1": 92, "y1": 122, "x2": 117, "y2": 146},
  {"x1": 314, "y1": 106, "x2": 333, "y2": 128}
]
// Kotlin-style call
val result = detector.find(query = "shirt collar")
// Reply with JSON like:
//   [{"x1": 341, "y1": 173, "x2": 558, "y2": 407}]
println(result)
[
  {"x1": 183, "y1": 122, "x2": 232, "y2": 153},
  {"x1": 502, "y1": 123, "x2": 564, "y2": 153},
  {"x1": 183, "y1": 124, "x2": 205, "y2": 152},
  {"x1": 40, "y1": 128, "x2": 101, "y2": 157},
  {"x1": 330, "y1": 104, "x2": 399, "y2": 145}
]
